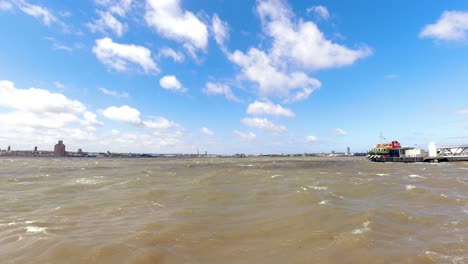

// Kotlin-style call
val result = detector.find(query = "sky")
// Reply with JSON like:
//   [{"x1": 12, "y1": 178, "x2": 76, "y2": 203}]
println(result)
[{"x1": 0, "y1": 0, "x2": 467, "y2": 154}]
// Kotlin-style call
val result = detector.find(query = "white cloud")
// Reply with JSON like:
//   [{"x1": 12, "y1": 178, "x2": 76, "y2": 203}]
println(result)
[
  {"x1": 83, "y1": 111, "x2": 103, "y2": 126},
  {"x1": 102, "y1": 105, "x2": 141, "y2": 124},
  {"x1": 143, "y1": 117, "x2": 179, "y2": 130},
  {"x1": 203, "y1": 82, "x2": 241, "y2": 102},
  {"x1": 241, "y1": 117, "x2": 287, "y2": 133},
  {"x1": 0, "y1": 80, "x2": 100, "y2": 148},
  {"x1": 420, "y1": 11, "x2": 468, "y2": 41},
  {"x1": 0, "y1": 80, "x2": 86, "y2": 114},
  {"x1": 14, "y1": 0, "x2": 57, "y2": 26},
  {"x1": 246, "y1": 101, "x2": 294, "y2": 117},
  {"x1": 101, "y1": 105, "x2": 180, "y2": 131},
  {"x1": 257, "y1": 0, "x2": 371, "y2": 70},
  {"x1": 159, "y1": 47, "x2": 185, "y2": 63},
  {"x1": 159, "y1": 75, "x2": 185, "y2": 92},
  {"x1": 145, "y1": 0, "x2": 209, "y2": 52},
  {"x1": 305, "y1": 135, "x2": 318, "y2": 143},
  {"x1": 211, "y1": 13, "x2": 229, "y2": 47},
  {"x1": 92, "y1": 37, "x2": 158, "y2": 73},
  {"x1": 307, "y1": 5, "x2": 329, "y2": 20},
  {"x1": 0, "y1": 0, "x2": 12, "y2": 10},
  {"x1": 228, "y1": 0, "x2": 370, "y2": 103},
  {"x1": 99, "y1": 87, "x2": 129, "y2": 98},
  {"x1": 333, "y1": 128, "x2": 348, "y2": 136},
  {"x1": 95, "y1": 0, "x2": 134, "y2": 17},
  {"x1": 234, "y1": 130, "x2": 256, "y2": 141},
  {"x1": 229, "y1": 49, "x2": 321, "y2": 102},
  {"x1": 201, "y1": 127, "x2": 214, "y2": 136},
  {"x1": 87, "y1": 10, "x2": 127, "y2": 37}
]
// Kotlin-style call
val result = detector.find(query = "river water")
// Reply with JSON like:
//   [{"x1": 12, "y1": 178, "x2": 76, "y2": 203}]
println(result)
[{"x1": 0, "y1": 157, "x2": 467, "y2": 263}]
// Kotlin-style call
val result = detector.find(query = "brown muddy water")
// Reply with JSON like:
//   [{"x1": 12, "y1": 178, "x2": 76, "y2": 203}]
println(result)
[{"x1": 0, "y1": 157, "x2": 467, "y2": 263}]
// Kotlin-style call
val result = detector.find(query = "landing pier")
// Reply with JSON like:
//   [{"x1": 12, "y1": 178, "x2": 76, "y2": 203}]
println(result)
[{"x1": 368, "y1": 144, "x2": 468, "y2": 163}]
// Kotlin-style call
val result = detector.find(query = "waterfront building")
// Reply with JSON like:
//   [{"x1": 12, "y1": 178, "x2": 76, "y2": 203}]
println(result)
[
  {"x1": 54, "y1": 140, "x2": 67, "y2": 157},
  {"x1": 347, "y1": 147, "x2": 351, "y2": 156}
]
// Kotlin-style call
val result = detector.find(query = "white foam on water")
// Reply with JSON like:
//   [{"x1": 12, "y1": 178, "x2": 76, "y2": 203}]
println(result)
[
  {"x1": 329, "y1": 192, "x2": 345, "y2": 199},
  {"x1": 425, "y1": 251, "x2": 465, "y2": 264},
  {"x1": 440, "y1": 194, "x2": 448, "y2": 198},
  {"x1": 300, "y1": 187, "x2": 308, "y2": 191},
  {"x1": 352, "y1": 221, "x2": 371, "y2": 234},
  {"x1": 406, "y1": 185, "x2": 416, "y2": 191},
  {"x1": 318, "y1": 200, "x2": 328, "y2": 205},
  {"x1": 8, "y1": 222, "x2": 17, "y2": 226},
  {"x1": 75, "y1": 178, "x2": 99, "y2": 185},
  {"x1": 376, "y1": 173, "x2": 389, "y2": 176},
  {"x1": 270, "y1": 174, "x2": 282, "y2": 179},
  {"x1": 25, "y1": 226, "x2": 47, "y2": 234},
  {"x1": 409, "y1": 174, "x2": 426, "y2": 179},
  {"x1": 152, "y1": 202, "x2": 166, "y2": 207},
  {"x1": 239, "y1": 164, "x2": 255, "y2": 167},
  {"x1": 308, "y1": 186, "x2": 328, "y2": 191}
]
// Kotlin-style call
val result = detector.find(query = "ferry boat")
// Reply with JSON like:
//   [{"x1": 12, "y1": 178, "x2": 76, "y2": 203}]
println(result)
[{"x1": 367, "y1": 141, "x2": 401, "y2": 156}]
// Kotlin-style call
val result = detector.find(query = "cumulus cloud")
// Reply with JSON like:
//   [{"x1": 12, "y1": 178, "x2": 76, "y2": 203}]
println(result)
[
  {"x1": 257, "y1": 0, "x2": 371, "y2": 70},
  {"x1": 305, "y1": 135, "x2": 318, "y2": 143},
  {"x1": 159, "y1": 75, "x2": 185, "y2": 92},
  {"x1": 92, "y1": 37, "x2": 158, "y2": 73},
  {"x1": 307, "y1": 5, "x2": 329, "y2": 20},
  {"x1": 87, "y1": 0, "x2": 134, "y2": 36},
  {"x1": 246, "y1": 100, "x2": 294, "y2": 117},
  {"x1": 201, "y1": 127, "x2": 214, "y2": 136},
  {"x1": 101, "y1": 105, "x2": 180, "y2": 131},
  {"x1": 101, "y1": 105, "x2": 141, "y2": 124},
  {"x1": 0, "y1": 0, "x2": 12, "y2": 10},
  {"x1": 95, "y1": 0, "x2": 134, "y2": 17},
  {"x1": 145, "y1": 0, "x2": 208, "y2": 52},
  {"x1": 87, "y1": 10, "x2": 127, "y2": 37},
  {"x1": 211, "y1": 13, "x2": 229, "y2": 48},
  {"x1": 333, "y1": 128, "x2": 348, "y2": 136},
  {"x1": 99, "y1": 87, "x2": 129, "y2": 98},
  {"x1": 0, "y1": 80, "x2": 100, "y2": 148},
  {"x1": 14, "y1": 0, "x2": 57, "y2": 26},
  {"x1": 228, "y1": 0, "x2": 370, "y2": 102},
  {"x1": 82, "y1": 111, "x2": 103, "y2": 126},
  {"x1": 241, "y1": 117, "x2": 287, "y2": 133},
  {"x1": 143, "y1": 117, "x2": 179, "y2": 130},
  {"x1": 234, "y1": 130, "x2": 256, "y2": 141},
  {"x1": 203, "y1": 82, "x2": 241, "y2": 102},
  {"x1": 0, "y1": 80, "x2": 85, "y2": 113},
  {"x1": 420, "y1": 11, "x2": 468, "y2": 41},
  {"x1": 159, "y1": 47, "x2": 185, "y2": 63},
  {"x1": 229, "y1": 49, "x2": 321, "y2": 102}
]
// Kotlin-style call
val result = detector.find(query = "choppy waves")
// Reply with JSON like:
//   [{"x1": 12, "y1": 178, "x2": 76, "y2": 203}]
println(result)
[{"x1": 0, "y1": 157, "x2": 467, "y2": 263}]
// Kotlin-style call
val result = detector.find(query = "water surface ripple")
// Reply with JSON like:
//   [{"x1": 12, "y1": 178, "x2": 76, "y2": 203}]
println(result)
[{"x1": 0, "y1": 157, "x2": 467, "y2": 263}]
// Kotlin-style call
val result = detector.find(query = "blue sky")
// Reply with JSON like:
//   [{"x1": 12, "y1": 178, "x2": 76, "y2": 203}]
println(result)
[{"x1": 0, "y1": 0, "x2": 467, "y2": 154}]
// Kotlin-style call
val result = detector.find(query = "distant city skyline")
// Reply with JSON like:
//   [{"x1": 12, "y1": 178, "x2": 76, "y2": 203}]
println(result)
[{"x1": 0, "y1": 0, "x2": 467, "y2": 154}]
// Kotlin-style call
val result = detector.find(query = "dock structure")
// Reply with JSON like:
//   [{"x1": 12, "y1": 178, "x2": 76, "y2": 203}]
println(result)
[
  {"x1": 424, "y1": 145, "x2": 468, "y2": 162},
  {"x1": 368, "y1": 144, "x2": 468, "y2": 163}
]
